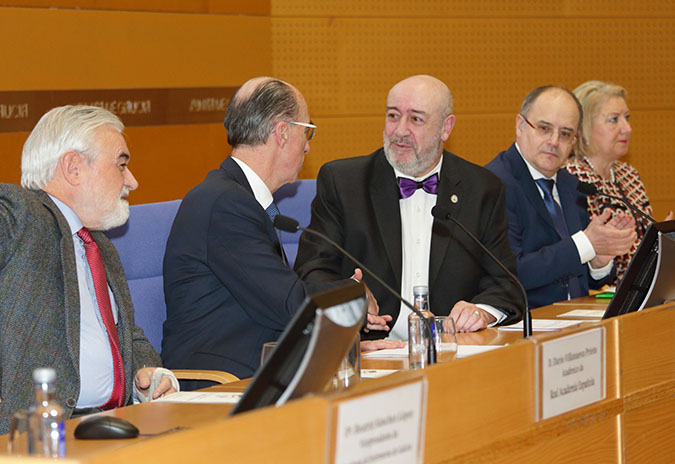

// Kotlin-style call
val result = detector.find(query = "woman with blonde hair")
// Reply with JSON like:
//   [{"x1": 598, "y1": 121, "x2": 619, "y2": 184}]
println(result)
[{"x1": 565, "y1": 80, "x2": 672, "y2": 282}]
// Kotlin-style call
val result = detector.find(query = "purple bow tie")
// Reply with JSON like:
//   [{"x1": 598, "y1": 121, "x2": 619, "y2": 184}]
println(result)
[{"x1": 397, "y1": 173, "x2": 439, "y2": 199}]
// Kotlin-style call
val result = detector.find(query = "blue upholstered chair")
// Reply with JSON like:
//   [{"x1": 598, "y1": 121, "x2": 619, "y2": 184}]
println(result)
[
  {"x1": 274, "y1": 179, "x2": 316, "y2": 266},
  {"x1": 106, "y1": 199, "x2": 239, "y2": 384},
  {"x1": 105, "y1": 200, "x2": 182, "y2": 353}
]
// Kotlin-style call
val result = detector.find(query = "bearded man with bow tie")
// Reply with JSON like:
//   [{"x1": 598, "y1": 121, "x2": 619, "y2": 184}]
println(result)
[{"x1": 294, "y1": 75, "x2": 523, "y2": 339}]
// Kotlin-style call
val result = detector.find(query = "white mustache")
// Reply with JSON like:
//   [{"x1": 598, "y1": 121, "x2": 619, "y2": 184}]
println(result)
[{"x1": 120, "y1": 187, "x2": 130, "y2": 199}]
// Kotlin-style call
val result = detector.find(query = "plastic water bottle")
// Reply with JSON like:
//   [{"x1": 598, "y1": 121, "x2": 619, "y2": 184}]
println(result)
[
  {"x1": 27, "y1": 368, "x2": 66, "y2": 458},
  {"x1": 408, "y1": 285, "x2": 435, "y2": 369}
]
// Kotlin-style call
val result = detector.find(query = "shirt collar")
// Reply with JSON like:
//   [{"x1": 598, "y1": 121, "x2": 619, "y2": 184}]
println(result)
[
  {"x1": 393, "y1": 155, "x2": 444, "y2": 182},
  {"x1": 231, "y1": 156, "x2": 274, "y2": 209},
  {"x1": 514, "y1": 142, "x2": 558, "y2": 183},
  {"x1": 48, "y1": 194, "x2": 84, "y2": 236}
]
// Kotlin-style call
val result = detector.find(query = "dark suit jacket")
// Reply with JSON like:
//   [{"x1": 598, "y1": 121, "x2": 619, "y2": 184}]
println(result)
[
  {"x1": 0, "y1": 184, "x2": 160, "y2": 434},
  {"x1": 485, "y1": 143, "x2": 613, "y2": 309},
  {"x1": 162, "y1": 157, "x2": 315, "y2": 380},
  {"x1": 294, "y1": 148, "x2": 523, "y2": 338}
]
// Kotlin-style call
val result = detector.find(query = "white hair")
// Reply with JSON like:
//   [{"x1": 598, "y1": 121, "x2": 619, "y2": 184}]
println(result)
[{"x1": 21, "y1": 105, "x2": 124, "y2": 189}]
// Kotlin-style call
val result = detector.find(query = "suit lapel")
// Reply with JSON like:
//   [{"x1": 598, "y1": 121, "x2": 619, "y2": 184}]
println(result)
[
  {"x1": 36, "y1": 191, "x2": 81, "y2": 377},
  {"x1": 429, "y1": 152, "x2": 462, "y2": 288},
  {"x1": 505, "y1": 145, "x2": 559, "y2": 234},
  {"x1": 369, "y1": 151, "x2": 403, "y2": 290},
  {"x1": 221, "y1": 156, "x2": 284, "y2": 258}
]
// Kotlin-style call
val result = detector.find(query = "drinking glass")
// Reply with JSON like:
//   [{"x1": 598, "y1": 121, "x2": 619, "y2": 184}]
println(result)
[
  {"x1": 330, "y1": 334, "x2": 361, "y2": 390},
  {"x1": 433, "y1": 316, "x2": 458, "y2": 363},
  {"x1": 8, "y1": 410, "x2": 29, "y2": 455}
]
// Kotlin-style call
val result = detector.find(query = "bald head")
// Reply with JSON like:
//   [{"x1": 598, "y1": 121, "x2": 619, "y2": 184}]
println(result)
[
  {"x1": 387, "y1": 75, "x2": 453, "y2": 119},
  {"x1": 224, "y1": 77, "x2": 303, "y2": 148}
]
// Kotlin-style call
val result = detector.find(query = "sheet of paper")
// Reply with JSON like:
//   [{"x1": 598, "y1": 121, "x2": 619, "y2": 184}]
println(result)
[
  {"x1": 363, "y1": 347, "x2": 408, "y2": 358},
  {"x1": 361, "y1": 369, "x2": 398, "y2": 379},
  {"x1": 498, "y1": 319, "x2": 582, "y2": 331},
  {"x1": 154, "y1": 391, "x2": 242, "y2": 404},
  {"x1": 556, "y1": 309, "x2": 605, "y2": 319},
  {"x1": 363, "y1": 344, "x2": 506, "y2": 359}
]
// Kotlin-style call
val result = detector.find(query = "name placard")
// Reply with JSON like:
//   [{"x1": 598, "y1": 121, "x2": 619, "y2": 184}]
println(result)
[
  {"x1": 333, "y1": 380, "x2": 426, "y2": 464},
  {"x1": 538, "y1": 327, "x2": 606, "y2": 420}
]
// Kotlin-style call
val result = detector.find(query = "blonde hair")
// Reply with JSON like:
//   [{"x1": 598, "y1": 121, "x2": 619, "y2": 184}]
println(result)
[{"x1": 572, "y1": 80, "x2": 627, "y2": 158}]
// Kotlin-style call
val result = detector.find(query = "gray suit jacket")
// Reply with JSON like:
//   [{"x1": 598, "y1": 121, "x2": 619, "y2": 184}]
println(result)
[{"x1": 0, "y1": 184, "x2": 160, "y2": 434}]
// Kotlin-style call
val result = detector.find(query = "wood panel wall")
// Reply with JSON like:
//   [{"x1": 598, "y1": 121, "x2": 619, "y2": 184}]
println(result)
[{"x1": 0, "y1": 1, "x2": 672, "y2": 217}]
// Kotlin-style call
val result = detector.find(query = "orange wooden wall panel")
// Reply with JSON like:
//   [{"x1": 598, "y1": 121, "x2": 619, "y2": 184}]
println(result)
[
  {"x1": 0, "y1": 1, "x2": 672, "y2": 215},
  {"x1": 0, "y1": 6, "x2": 269, "y2": 202},
  {"x1": 271, "y1": 4, "x2": 675, "y2": 218}
]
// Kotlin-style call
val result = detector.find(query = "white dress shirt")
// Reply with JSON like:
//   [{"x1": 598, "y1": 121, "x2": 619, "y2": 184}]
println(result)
[
  {"x1": 232, "y1": 156, "x2": 274, "y2": 210},
  {"x1": 388, "y1": 158, "x2": 506, "y2": 340}
]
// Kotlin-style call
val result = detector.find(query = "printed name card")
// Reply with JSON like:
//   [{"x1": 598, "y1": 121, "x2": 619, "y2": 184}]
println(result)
[
  {"x1": 538, "y1": 327, "x2": 606, "y2": 420},
  {"x1": 333, "y1": 380, "x2": 426, "y2": 464}
]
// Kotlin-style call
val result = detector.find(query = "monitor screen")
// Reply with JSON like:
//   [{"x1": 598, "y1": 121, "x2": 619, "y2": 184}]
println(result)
[
  {"x1": 603, "y1": 220, "x2": 675, "y2": 319},
  {"x1": 229, "y1": 281, "x2": 367, "y2": 415}
]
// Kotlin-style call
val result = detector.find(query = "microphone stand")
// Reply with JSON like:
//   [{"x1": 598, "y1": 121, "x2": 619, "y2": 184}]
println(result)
[{"x1": 431, "y1": 206, "x2": 531, "y2": 338}]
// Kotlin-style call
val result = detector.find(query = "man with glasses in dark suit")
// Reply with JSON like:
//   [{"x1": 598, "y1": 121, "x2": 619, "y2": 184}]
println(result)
[
  {"x1": 162, "y1": 77, "x2": 392, "y2": 386},
  {"x1": 485, "y1": 85, "x2": 635, "y2": 308}
]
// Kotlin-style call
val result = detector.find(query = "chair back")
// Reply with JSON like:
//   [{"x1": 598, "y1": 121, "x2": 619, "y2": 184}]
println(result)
[
  {"x1": 105, "y1": 200, "x2": 181, "y2": 352},
  {"x1": 273, "y1": 179, "x2": 316, "y2": 266}
]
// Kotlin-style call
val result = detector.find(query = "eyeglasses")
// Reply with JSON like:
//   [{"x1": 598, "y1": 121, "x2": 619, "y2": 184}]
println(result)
[
  {"x1": 520, "y1": 114, "x2": 577, "y2": 144},
  {"x1": 270, "y1": 121, "x2": 317, "y2": 141},
  {"x1": 289, "y1": 121, "x2": 316, "y2": 141}
]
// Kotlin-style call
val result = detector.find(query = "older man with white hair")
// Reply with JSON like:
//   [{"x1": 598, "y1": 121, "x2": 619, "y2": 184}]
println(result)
[{"x1": 0, "y1": 105, "x2": 176, "y2": 434}]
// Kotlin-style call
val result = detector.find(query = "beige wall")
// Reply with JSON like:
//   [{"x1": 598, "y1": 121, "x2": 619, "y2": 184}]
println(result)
[{"x1": 0, "y1": 1, "x2": 673, "y2": 217}]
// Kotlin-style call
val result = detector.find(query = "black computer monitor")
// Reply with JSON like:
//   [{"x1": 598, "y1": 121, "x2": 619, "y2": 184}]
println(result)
[
  {"x1": 229, "y1": 281, "x2": 367, "y2": 415},
  {"x1": 603, "y1": 220, "x2": 675, "y2": 319}
]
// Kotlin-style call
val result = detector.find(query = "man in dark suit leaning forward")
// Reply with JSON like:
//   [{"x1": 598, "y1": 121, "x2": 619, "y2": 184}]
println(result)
[
  {"x1": 294, "y1": 75, "x2": 523, "y2": 340},
  {"x1": 0, "y1": 105, "x2": 176, "y2": 434},
  {"x1": 162, "y1": 77, "x2": 393, "y2": 385},
  {"x1": 485, "y1": 85, "x2": 635, "y2": 309}
]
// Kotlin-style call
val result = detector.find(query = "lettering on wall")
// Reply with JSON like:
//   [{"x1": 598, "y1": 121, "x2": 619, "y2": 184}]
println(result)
[{"x1": 0, "y1": 87, "x2": 236, "y2": 133}]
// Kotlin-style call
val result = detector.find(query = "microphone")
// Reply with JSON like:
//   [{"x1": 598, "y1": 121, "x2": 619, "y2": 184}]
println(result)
[
  {"x1": 430, "y1": 206, "x2": 531, "y2": 338},
  {"x1": 576, "y1": 181, "x2": 656, "y2": 224},
  {"x1": 273, "y1": 214, "x2": 437, "y2": 365}
]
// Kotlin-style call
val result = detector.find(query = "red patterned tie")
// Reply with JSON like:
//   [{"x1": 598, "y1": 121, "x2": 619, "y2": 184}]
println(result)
[{"x1": 77, "y1": 227, "x2": 125, "y2": 409}]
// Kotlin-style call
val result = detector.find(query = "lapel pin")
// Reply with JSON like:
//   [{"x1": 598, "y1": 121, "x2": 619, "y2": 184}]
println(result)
[{"x1": 450, "y1": 194, "x2": 458, "y2": 204}]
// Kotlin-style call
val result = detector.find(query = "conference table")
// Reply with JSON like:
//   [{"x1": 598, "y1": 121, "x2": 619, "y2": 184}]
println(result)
[{"x1": 2, "y1": 297, "x2": 674, "y2": 463}]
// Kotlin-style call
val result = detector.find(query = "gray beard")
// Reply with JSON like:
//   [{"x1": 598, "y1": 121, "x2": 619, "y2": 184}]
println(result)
[{"x1": 383, "y1": 138, "x2": 441, "y2": 178}]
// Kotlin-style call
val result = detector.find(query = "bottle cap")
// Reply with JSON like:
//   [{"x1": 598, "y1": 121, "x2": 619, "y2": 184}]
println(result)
[
  {"x1": 33, "y1": 367, "x2": 56, "y2": 383},
  {"x1": 413, "y1": 285, "x2": 429, "y2": 294}
]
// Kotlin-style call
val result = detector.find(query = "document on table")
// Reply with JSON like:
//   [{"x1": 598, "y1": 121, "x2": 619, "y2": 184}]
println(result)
[
  {"x1": 361, "y1": 369, "x2": 399, "y2": 378},
  {"x1": 154, "y1": 391, "x2": 243, "y2": 404},
  {"x1": 362, "y1": 345, "x2": 505, "y2": 359},
  {"x1": 498, "y1": 319, "x2": 582, "y2": 331},
  {"x1": 556, "y1": 309, "x2": 605, "y2": 319}
]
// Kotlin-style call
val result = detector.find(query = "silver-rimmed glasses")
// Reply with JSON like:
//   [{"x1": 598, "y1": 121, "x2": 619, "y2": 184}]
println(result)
[
  {"x1": 289, "y1": 121, "x2": 316, "y2": 141},
  {"x1": 520, "y1": 114, "x2": 577, "y2": 144}
]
